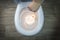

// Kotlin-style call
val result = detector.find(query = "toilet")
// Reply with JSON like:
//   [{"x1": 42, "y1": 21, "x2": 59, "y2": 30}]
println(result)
[{"x1": 15, "y1": 2, "x2": 44, "y2": 36}]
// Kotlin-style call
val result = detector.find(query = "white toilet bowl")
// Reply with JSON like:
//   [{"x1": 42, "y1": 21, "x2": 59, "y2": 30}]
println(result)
[{"x1": 15, "y1": 2, "x2": 44, "y2": 36}]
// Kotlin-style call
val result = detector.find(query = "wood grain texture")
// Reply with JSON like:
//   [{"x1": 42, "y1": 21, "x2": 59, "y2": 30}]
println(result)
[{"x1": 0, "y1": 0, "x2": 60, "y2": 40}]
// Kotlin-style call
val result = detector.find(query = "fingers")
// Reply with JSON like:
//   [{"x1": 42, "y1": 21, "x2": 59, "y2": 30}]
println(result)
[
  {"x1": 28, "y1": 1, "x2": 41, "y2": 12},
  {"x1": 33, "y1": 0, "x2": 42, "y2": 3}
]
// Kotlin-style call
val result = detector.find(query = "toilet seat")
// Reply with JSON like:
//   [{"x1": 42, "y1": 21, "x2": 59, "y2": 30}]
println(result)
[{"x1": 15, "y1": 2, "x2": 44, "y2": 36}]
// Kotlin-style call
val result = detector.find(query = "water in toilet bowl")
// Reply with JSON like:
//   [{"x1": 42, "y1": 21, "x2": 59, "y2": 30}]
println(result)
[{"x1": 20, "y1": 8, "x2": 38, "y2": 31}]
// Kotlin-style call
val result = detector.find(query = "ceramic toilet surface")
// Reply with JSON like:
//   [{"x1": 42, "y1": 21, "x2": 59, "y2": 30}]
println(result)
[{"x1": 15, "y1": 2, "x2": 44, "y2": 36}]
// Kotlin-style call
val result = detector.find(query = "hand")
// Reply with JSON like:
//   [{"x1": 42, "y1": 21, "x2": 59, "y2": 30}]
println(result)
[
  {"x1": 28, "y1": 0, "x2": 42, "y2": 12},
  {"x1": 33, "y1": 0, "x2": 42, "y2": 3}
]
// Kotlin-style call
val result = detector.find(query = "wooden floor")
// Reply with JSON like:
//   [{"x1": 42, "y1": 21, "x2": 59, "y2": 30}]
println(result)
[{"x1": 0, "y1": 0, "x2": 60, "y2": 40}]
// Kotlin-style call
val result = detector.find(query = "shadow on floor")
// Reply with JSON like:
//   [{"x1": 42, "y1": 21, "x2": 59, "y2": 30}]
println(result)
[
  {"x1": 0, "y1": 6, "x2": 5, "y2": 38},
  {"x1": 51, "y1": 1, "x2": 60, "y2": 40},
  {"x1": 45, "y1": 0, "x2": 60, "y2": 40}
]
